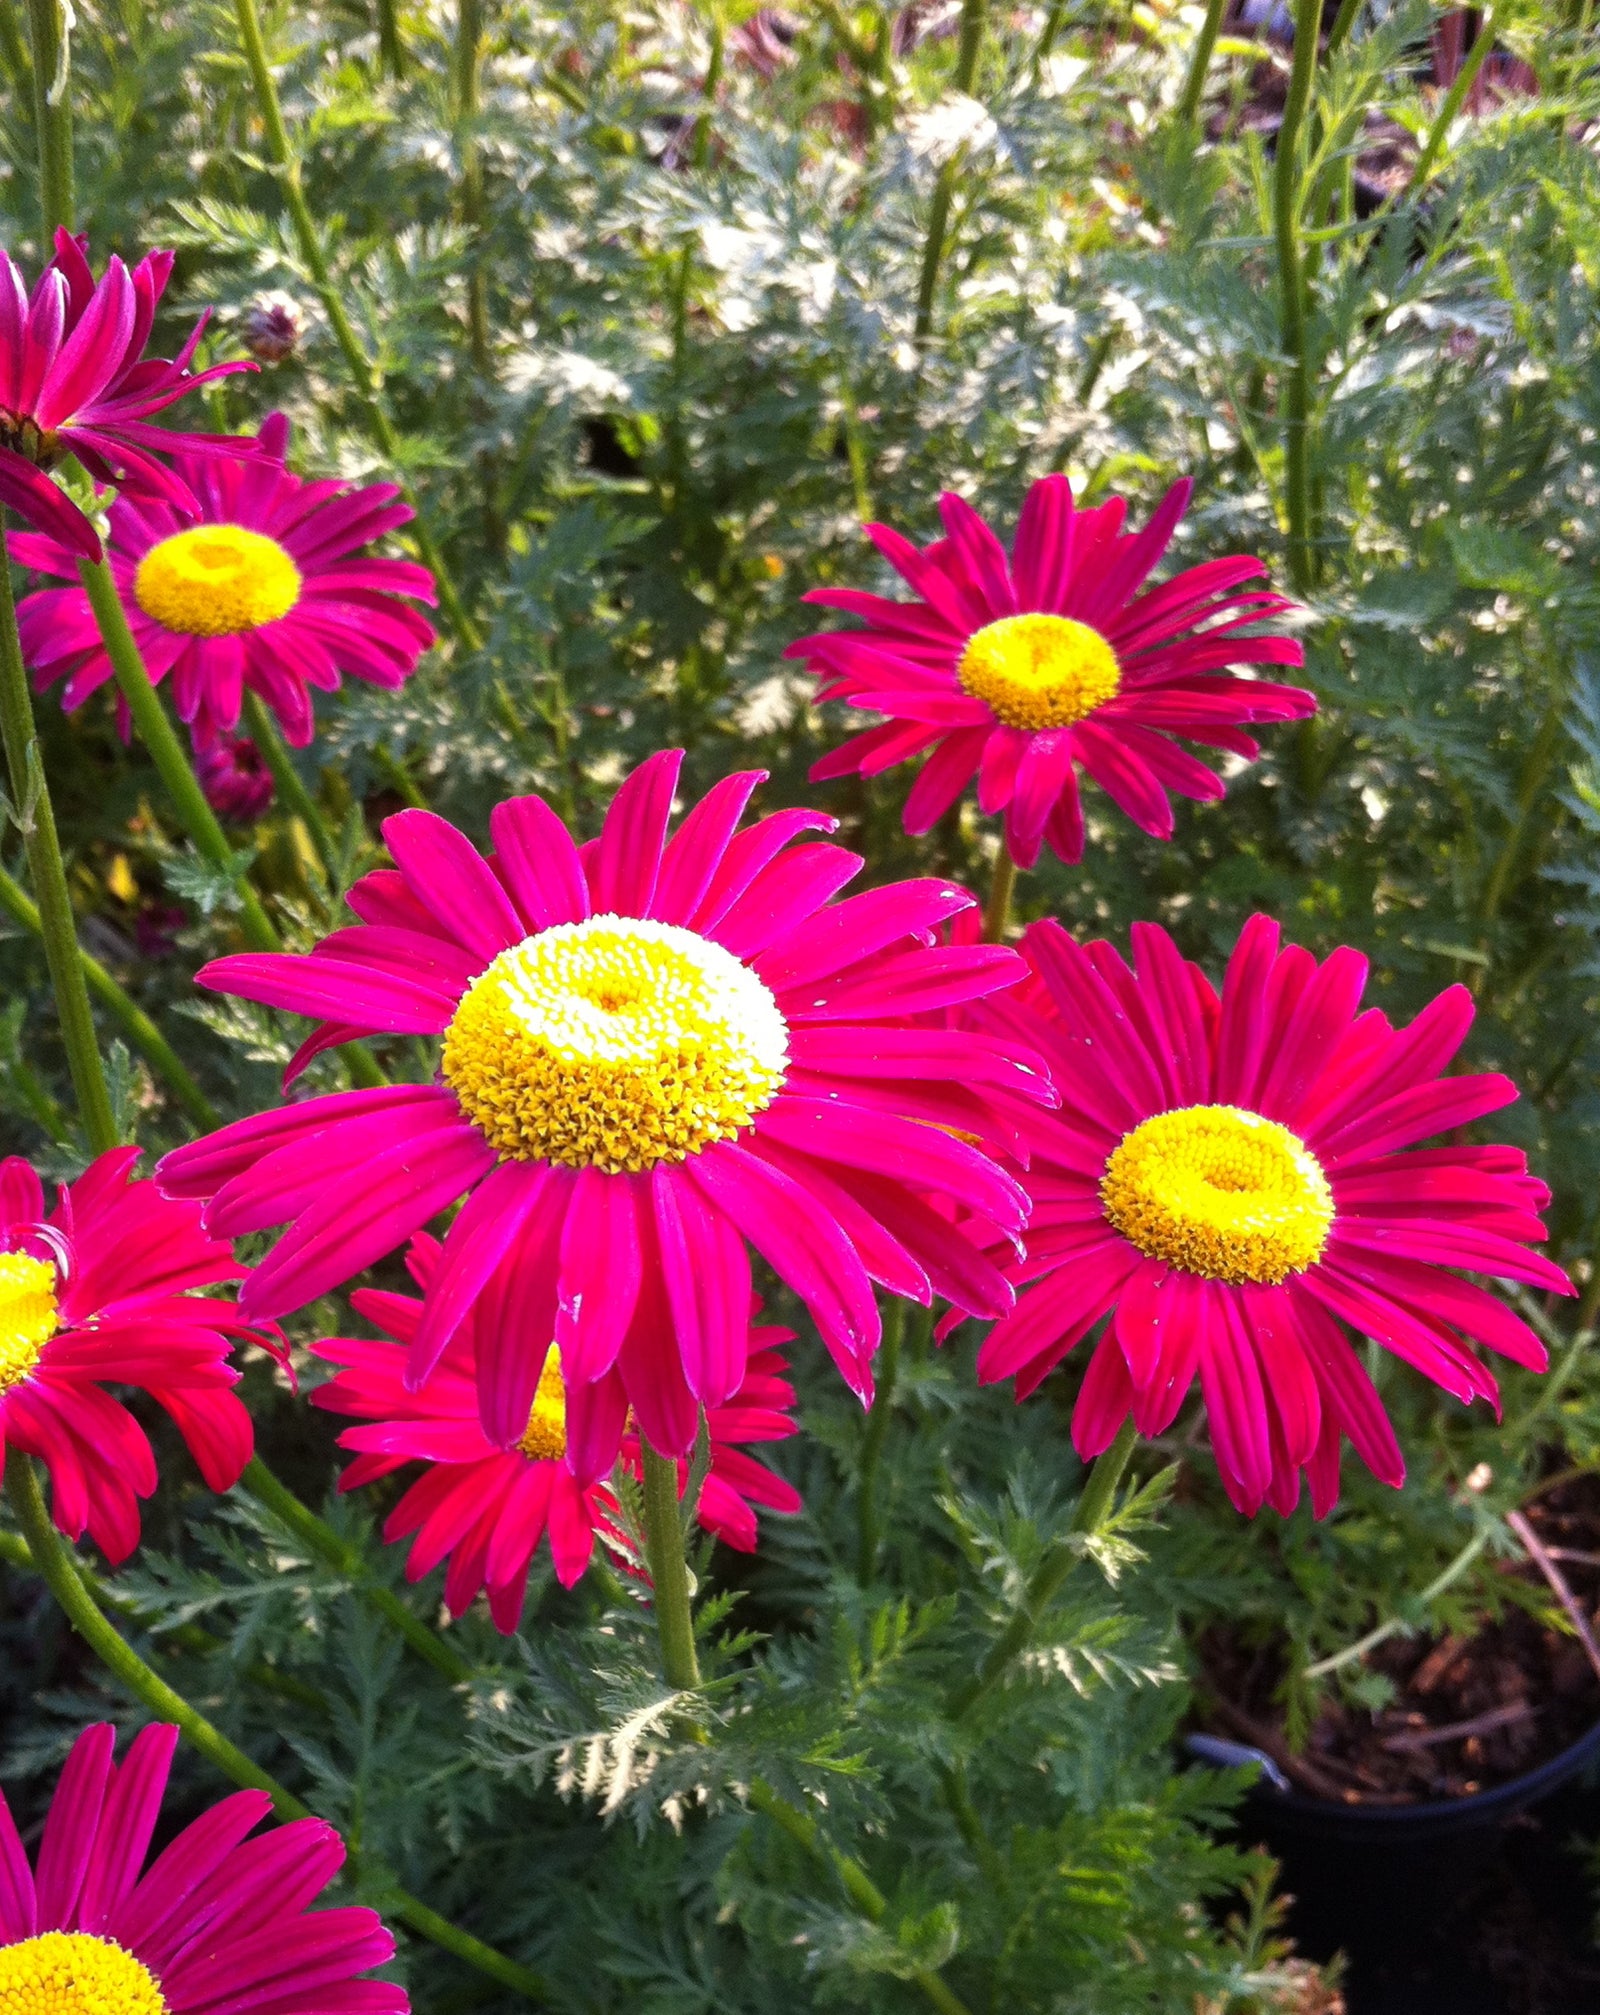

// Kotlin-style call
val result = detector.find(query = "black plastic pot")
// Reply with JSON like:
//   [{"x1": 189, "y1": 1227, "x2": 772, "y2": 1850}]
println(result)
[{"x1": 1190, "y1": 1716, "x2": 1600, "y2": 1962}]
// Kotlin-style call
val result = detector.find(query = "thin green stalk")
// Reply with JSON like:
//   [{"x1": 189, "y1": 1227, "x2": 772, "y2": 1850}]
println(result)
[
  {"x1": 6, "y1": 1454, "x2": 549, "y2": 2002},
  {"x1": 0, "y1": 539, "x2": 118, "y2": 1153},
  {"x1": 78, "y1": 559, "x2": 278, "y2": 953},
  {"x1": 24, "y1": 0, "x2": 72, "y2": 236},
  {"x1": 745, "y1": 1780, "x2": 975, "y2": 2015},
  {"x1": 239, "y1": 1457, "x2": 473, "y2": 1685},
  {"x1": 231, "y1": 0, "x2": 482, "y2": 652},
  {"x1": 912, "y1": 0, "x2": 988, "y2": 347},
  {"x1": 242, "y1": 690, "x2": 341, "y2": 885},
  {"x1": 982, "y1": 847, "x2": 1016, "y2": 943},
  {"x1": 1273, "y1": 0, "x2": 1324, "y2": 594},
  {"x1": 856, "y1": 1297, "x2": 904, "y2": 1584},
  {"x1": 690, "y1": 12, "x2": 724, "y2": 170},
  {"x1": 639, "y1": 1439, "x2": 700, "y2": 1687},
  {"x1": 375, "y1": 0, "x2": 404, "y2": 78},
  {"x1": 1324, "y1": 0, "x2": 1364, "y2": 60},
  {"x1": 0, "y1": 859, "x2": 220, "y2": 1128},
  {"x1": 1303, "y1": 1527, "x2": 1491, "y2": 1679},
  {"x1": 1175, "y1": 0, "x2": 1229, "y2": 127},
  {"x1": 1409, "y1": 9, "x2": 1498, "y2": 196},
  {"x1": 1031, "y1": 0, "x2": 1069, "y2": 77},
  {"x1": 946, "y1": 1418, "x2": 1139, "y2": 1719},
  {"x1": 455, "y1": 0, "x2": 490, "y2": 379}
]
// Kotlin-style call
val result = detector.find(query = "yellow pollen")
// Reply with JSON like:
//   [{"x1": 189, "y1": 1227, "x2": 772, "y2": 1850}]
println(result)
[
  {"x1": 1099, "y1": 1104, "x2": 1334, "y2": 1286},
  {"x1": 0, "y1": 1932, "x2": 167, "y2": 2015},
  {"x1": 0, "y1": 1251, "x2": 57, "y2": 1392},
  {"x1": 956, "y1": 612, "x2": 1121, "y2": 731},
  {"x1": 133, "y1": 524, "x2": 301, "y2": 637},
  {"x1": 442, "y1": 914, "x2": 789, "y2": 1173},
  {"x1": 517, "y1": 1347, "x2": 568, "y2": 1462}
]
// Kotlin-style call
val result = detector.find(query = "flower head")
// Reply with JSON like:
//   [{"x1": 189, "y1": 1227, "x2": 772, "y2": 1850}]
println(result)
[
  {"x1": 0, "y1": 1722, "x2": 405, "y2": 2015},
  {"x1": 0, "y1": 230, "x2": 252, "y2": 562},
  {"x1": 971, "y1": 915, "x2": 1571, "y2": 1516},
  {"x1": 241, "y1": 293, "x2": 304, "y2": 364},
  {"x1": 311, "y1": 1233, "x2": 801, "y2": 1629},
  {"x1": 157, "y1": 750, "x2": 1052, "y2": 1456},
  {"x1": 194, "y1": 731, "x2": 273, "y2": 823},
  {"x1": 0, "y1": 1149, "x2": 258, "y2": 1562},
  {"x1": 792, "y1": 476, "x2": 1315, "y2": 868},
  {"x1": 13, "y1": 412, "x2": 436, "y2": 747}
]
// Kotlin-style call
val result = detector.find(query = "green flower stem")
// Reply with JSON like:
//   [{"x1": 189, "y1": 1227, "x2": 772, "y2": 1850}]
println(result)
[
  {"x1": 945, "y1": 1417, "x2": 1139, "y2": 1720},
  {"x1": 1324, "y1": 0, "x2": 1364, "y2": 60},
  {"x1": 238, "y1": 1456, "x2": 474, "y2": 1685},
  {"x1": 745, "y1": 1781, "x2": 975, "y2": 2015},
  {"x1": 230, "y1": 0, "x2": 483, "y2": 654},
  {"x1": 1175, "y1": 0, "x2": 1229, "y2": 127},
  {"x1": 912, "y1": 0, "x2": 988, "y2": 347},
  {"x1": 0, "y1": 858, "x2": 220, "y2": 1128},
  {"x1": 24, "y1": 0, "x2": 73, "y2": 237},
  {"x1": 639, "y1": 1439, "x2": 701, "y2": 1688},
  {"x1": 241, "y1": 690, "x2": 342, "y2": 886},
  {"x1": 454, "y1": 0, "x2": 489, "y2": 375},
  {"x1": 981, "y1": 847, "x2": 1016, "y2": 944},
  {"x1": 78, "y1": 559, "x2": 278, "y2": 954},
  {"x1": 0, "y1": 540, "x2": 119, "y2": 1154},
  {"x1": 375, "y1": 0, "x2": 405, "y2": 79},
  {"x1": 6, "y1": 1453, "x2": 549, "y2": 2002},
  {"x1": 856, "y1": 1296, "x2": 904, "y2": 1584},
  {"x1": 1407, "y1": 8, "x2": 1498, "y2": 196},
  {"x1": 1273, "y1": 0, "x2": 1323, "y2": 595},
  {"x1": 1302, "y1": 1526, "x2": 1491, "y2": 1680}
]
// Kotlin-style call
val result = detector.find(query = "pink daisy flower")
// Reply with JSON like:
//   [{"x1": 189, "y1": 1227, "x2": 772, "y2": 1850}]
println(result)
[
  {"x1": 157, "y1": 749, "x2": 1050, "y2": 1458},
  {"x1": 0, "y1": 229, "x2": 252, "y2": 563},
  {"x1": 12, "y1": 412, "x2": 437, "y2": 748},
  {"x1": 969, "y1": 914, "x2": 1571, "y2": 1516},
  {"x1": 0, "y1": 1721, "x2": 405, "y2": 2015},
  {"x1": 791, "y1": 476, "x2": 1315, "y2": 868},
  {"x1": 310, "y1": 1233, "x2": 802, "y2": 1629},
  {"x1": 194, "y1": 731, "x2": 274, "y2": 823},
  {"x1": 0, "y1": 1148, "x2": 258, "y2": 1563}
]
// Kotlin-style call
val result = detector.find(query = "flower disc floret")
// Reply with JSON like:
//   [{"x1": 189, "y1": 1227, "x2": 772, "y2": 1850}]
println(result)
[
  {"x1": 133, "y1": 524, "x2": 301, "y2": 637},
  {"x1": 957, "y1": 612, "x2": 1122, "y2": 731},
  {"x1": 1100, "y1": 1103, "x2": 1334, "y2": 1285},
  {"x1": 518, "y1": 1347, "x2": 567, "y2": 1461},
  {"x1": 441, "y1": 915, "x2": 789, "y2": 1172},
  {"x1": 0, "y1": 1932, "x2": 166, "y2": 2015},
  {"x1": 0, "y1": 1251, "x2": 57, "y2": 1391}
]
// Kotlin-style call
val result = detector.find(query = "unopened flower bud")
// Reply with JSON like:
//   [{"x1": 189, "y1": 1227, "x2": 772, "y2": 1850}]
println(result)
[{"x1": 242, "y1": 294, "x2": 303, "y2": 364}]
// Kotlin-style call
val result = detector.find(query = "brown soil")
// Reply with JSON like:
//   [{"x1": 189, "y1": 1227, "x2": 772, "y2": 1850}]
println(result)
[{"x1": 1197, "y1": 1477, "x2": 1600, "y2": 1804}]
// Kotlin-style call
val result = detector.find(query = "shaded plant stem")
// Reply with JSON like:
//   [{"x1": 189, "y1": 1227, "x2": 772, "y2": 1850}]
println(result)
[
  {"x1": 6, "y1": 1454, "x2": 551, "y2": 2003},
  {"x1": 0, "y1": 858, "x2": 219, "y2": 1128},
  {"x1": 1273, "y1": 0, "x2": 1323, "y2": 595},
  {"x1": 1324, "y1": 0, "x2": 1364, "y2": 60},
  {"x1": 238, "y1": 1456, "x2": 473, "y2": 1686},
  {"x1": 375, "y1": 0, "x2": 404, "y2": 79},
  {"x1": 230, "y1": 0, "x2": 482, "y2": 652},
  {"x1": 24, "y1": 0, "x2": 72, "y2": 236},
  {"x1": 1302, "y1": 1526, "x2": 1491, "y2": 1679},
  {"x1": 856, "y1": 1296, "x2": 904, "y2": 1583},
  {"x1": 982, "y1": 847, "x2": 1016, "y2": 943},
  {"x1": 946, "y1": 1418, "x2": 1139, "y2": 1719},
  {"x1": 0, "y1": 539, "x2": 118, "y2": 1153},
  {"x1": 744, "y1": 1780, "x2": 975, "y2": 2015},
  {"x1": 1175, "y1": 0, "x2": 1229, "y2": 126},
  {"x1": 639, "y1": 1438, "x2": 700, "y2": 1687},
  {"x1": 912, "y1": 0, "x2": 988, "y2": 347},
  {"x1": 1408, "y1": 7, "x2": 1497, "y2": 196},
  {"x1": 78, "y1": 559, "x2": 278, "y2": 955},
  {"x1": 242, "y1": 689, "x2": 342, "y2": 886}
]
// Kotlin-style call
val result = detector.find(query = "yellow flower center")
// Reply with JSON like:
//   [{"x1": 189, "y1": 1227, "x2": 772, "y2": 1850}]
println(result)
[
  {"x1": 133, "y1": 524, "x2": 301, "y2": 637},
  {"x1": 441, "y1": 915, "x2": 789, "y2": 1173},
  {"x1": 956, "y1": 612, "x2": 1122, "y2": 731},
  {"x1": 0, "y1": 1251, "x2": 57, "y2": 1392},
  {"x1": 0, "y1": 1932, "x2": 167, "y2": 2015},
  {"x1": 517, "y1": 1347, "x2": 568, "y2": 1461},
  {"x1": 1099, "y1": 1104, "x2": 1334, "y2": 1286}
]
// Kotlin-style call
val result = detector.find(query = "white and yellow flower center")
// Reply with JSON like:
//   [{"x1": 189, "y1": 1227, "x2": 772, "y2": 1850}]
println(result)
[
  {"x1": 517, "y1": 1347, "x2": 568, "y2": 1462},
  {"x1": 956, "y1": 612, "x2": 1121, "y2": 732},
  {"x1": 0, "y1": 1251, "x2": 57, "y2": 1393},
  {"x1": 442, "y1": 915, "x2": 789, "y2": 1173},
  {"x1": 1099, "y1": 1103, "x2": 1334, "y2": 1286},
  {"x1": 133, "y1": 524, "x2": 301, "y2": 637},
  {"x1": 0, "y1": 1931, "x2": 167, "y2": 2015}
]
